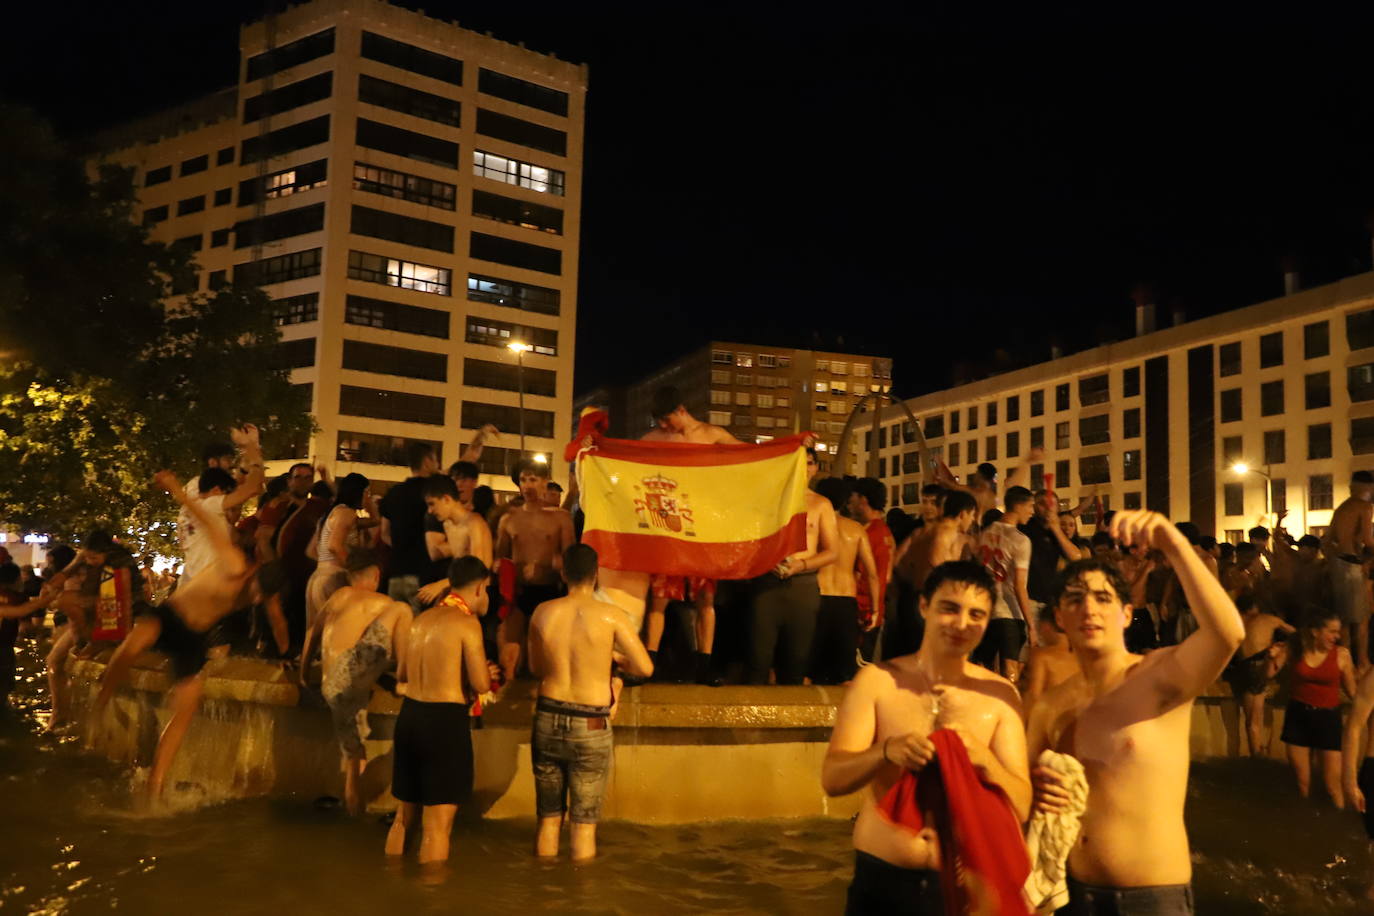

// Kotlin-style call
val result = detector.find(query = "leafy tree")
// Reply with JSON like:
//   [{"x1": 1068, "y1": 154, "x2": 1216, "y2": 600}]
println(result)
[{"x1": 0, "y1": 103, "x2": 313, "y2": 552}]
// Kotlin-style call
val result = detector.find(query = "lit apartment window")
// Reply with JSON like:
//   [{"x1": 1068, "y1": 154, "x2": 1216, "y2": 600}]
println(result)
[
  {"x1": 472, "y1": 150, "x2": 565, "y2": 196},
  {"x1": 736, "y1": 354, "x2": 753, "y2": 367},
  {"x1": 465, "y1": 318, "x2": 556, "y2": 355},
  {"x1": 735, "y1": 392, "x2": 751, "y2": 406},
  {"x1": 816, "y1": 360, "x2": 830, "y2": 372},
  {"x1": 711, "y1": 369, "x2": 730, "y2": 385},
  {"x1": 777, "y1": 395, "x2": 791, "y2": 408},
  {"x1": 814, "y1": 380, "x2": 827, "y2": 392},
  {"x1": 831, "y1": 361, "x2": 848, "y2": 375},
  {"x1": 830, "y1": 399, "x2": 846, "y2": 413},
  {"x1": 239, "y1": 160, "x2": 329, "y2": 205},
  {"x1": 466, "y1": 274, "x2": 560, "y2": 316},
  {"x1": 709, "y1": 410, "x2": 731, "y2": 426},
  {"x1": 353, "y1": 162, "x2": 454, "y2": 209},
  {"x1": 712, "y1": 350, "x2": 733, "y2": 364},
  {"x1": 337, "y1": 430, "x2": 443, "y2": 467},
  {"x1": 710, "y1": 390, "x2": 730, "y2": 405},
  {"x1": 757, "y1": 394, "x2": 775, "y2": 408},
  {"x1": 347, "y1": 250, "x2": 450, "y2": 295},
  {"x1": 831, "y1": 380, "x2": 847, "y2": 394},
  {"x1": 852, "y1": 363, "x2": 867, "y2": 377}
]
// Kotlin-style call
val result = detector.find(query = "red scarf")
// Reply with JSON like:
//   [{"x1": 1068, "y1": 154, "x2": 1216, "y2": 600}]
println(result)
[
  {"x1": 877, "y1": 729, "x2": 1031, "y2": 916},
  {"x1": 436, "y1": 591, "x2": 504, "y2": 718}
]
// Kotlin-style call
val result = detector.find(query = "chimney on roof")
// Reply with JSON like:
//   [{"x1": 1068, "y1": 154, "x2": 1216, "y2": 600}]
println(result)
[
  {"x1": 1131, "y1": 284, "x2": 1157, "y2": 337},
  {"x1": 1281, "y1": 254, "x2": 1300, "y2": 296}
]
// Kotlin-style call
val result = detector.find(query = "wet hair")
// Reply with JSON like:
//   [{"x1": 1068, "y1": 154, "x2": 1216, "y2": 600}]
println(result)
[
  {"x1": 921, "y1": 483, "x2": 944, "y2": 497},
  {"x1": 448, "y1": 555, "x2": 489, "y2": 591},
  {"x1": 547, "y1": 482, "x2": 564, "y2": 494},
  {"x1": 334, "y1": 473, "x2": 370, "y2": 510},
  {"x1": 1100, "y1": 510, "x2": 1116, "y2": 530},
  {"x1": 345, "y1": 546, "x2": 382, "y2": 574},
  {"x1": 1248, "y1": 526, "x2": 1270, "y2": 541},
  {"x1": 1037, "y1": 602, "x2": 1060, "y2": 627},
  {"x1": 198, "y1": 467, "x2": 237, "y2": 496},
  {"x1": 886, "y1": 507, "x2": 917, "y2": 544},
  {"x1": 1297, "y1": 534, "x2": 1321, "y2": 549},
  {"x1": 84, "y1": 529, "x2": 116, "y2": 553},
  {"x1": 515, "y1": 458, "x2": 551, "y2": 481},
  {"x1": 406, "y1": 441, "x2": 436, "y2": 473},
  {"x1": 309, "y1": 481, "x2": 334, "y2": 500},
  {"x1": 1050, "y1": 558, "x2": 1130, "y2": 608},
  {"x1": 853, "y1": 477, "x2": 887, "y2": 512},
  {"x1": 981, "y1": 508, "x2": 1003, "y2": 528},
  {"x1": 805, "y1": 446, "x2": 818, "y2": 463},
  {"x1": 256, "y1": 560, "x2": 287, "y2": 597},
  {"x1": 0, "y1": 563, "x2": 19, "y2": 586},
  {"x1": 202, "y1": 440, "x2": 235, "y2": 464},
  {"x1": 263, "y1": 474, "x2": 289, "y2": 502},
  {"x1": 815, "y1": 476, "x2": 854, "y2": 512},
  {"x1": 1004, "y1": 485, "x2": 1032, "y2": 513},
  {"x1": 921, "y1": 559, "x2": 996, "y2": 606},
  {"x1": 422, "y1": 475, "x2": 460, "y2": 501},
  {"x1": 288, "y1": 462, "x2": 313, "y2": 477},
  {"x1": 1354, "y1": 471, "x2": 1374, "y2": 485},
  {"x1": 1199, "y1": 536, "x2": 1218, "y2": 552},
  {"x1": 651, "y1": 386, "x2": 683, "y2": 420},
  {"x1": 563, "y1": 543, "x2": 598, "y2": 585},
  {"x1": 472, "y1": 485, "x2": 495, "y2": 516},
  {"x1": 976, "y1": 462, "x2": 997, "y2": 483},
  {"x1": 448, "y1": 460, "x2": 479, "y2": 481},
  {"x1": 942, "y1": 490, "x2": 977, "y2": 519},
  {"x1": 1175, "y1": 521, "x2": 1202, "y2": 546}
]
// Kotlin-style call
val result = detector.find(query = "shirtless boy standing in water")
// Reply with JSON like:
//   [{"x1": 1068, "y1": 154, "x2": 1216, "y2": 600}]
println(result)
[
  {"x1": 1323, "y1": 471, "x2": 1374, "y2": 671},
  {"x1": 495, "y1": 460, "x2": 574, "y2": 678},
  {"x1": 528, "y1": 545, "x2": 653, "y2": 860},
  {"x1": 385, "y1": 556, "x2": 490, "y2": 867},
  {"x1": 1028, "y1": 510, "x2": 1244, "y2": 915},
  {"x1": 822, "y1": 560, "x2": 1030, "y2": 913}
]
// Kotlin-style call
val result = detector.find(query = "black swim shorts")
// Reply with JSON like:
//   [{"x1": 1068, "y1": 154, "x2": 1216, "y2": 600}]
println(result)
[
  {"x1": 845, "y1": 851, "x2": 943, "y2": 916},
  {"x1": 1360, "y1": 758, "x2": 1374, "y2": 840},
  {"x1": 392, "y1": 697, "x2": 473, "y2": 807},
  {"x1": 153, "y1": 603, "x2": 209, "y2": 682},
  {"x1": 1279, "y1": 700, "x2": 1342, "y2": 752}
]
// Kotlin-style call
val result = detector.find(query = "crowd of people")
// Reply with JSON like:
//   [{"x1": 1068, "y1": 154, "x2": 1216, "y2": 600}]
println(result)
[{"x1": 3, "y1": 387, "x2": 1374, "y2": 913}]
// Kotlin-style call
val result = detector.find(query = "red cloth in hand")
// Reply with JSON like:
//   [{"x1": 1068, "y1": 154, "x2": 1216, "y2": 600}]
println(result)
[
  {"x1": 497, "y1": 558, "x2": 517, "y2": 622},
  {"x1": 877, "y1": 728, "x2": 1030, "y2": 916},
  {"x1": 564, "y1": 408, "x2": 609, "y2": 463}
]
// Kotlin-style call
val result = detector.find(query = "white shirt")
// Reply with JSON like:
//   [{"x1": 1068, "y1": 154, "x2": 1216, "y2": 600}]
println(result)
[
  {"x1": 177, "y1": 492, "x2": 229, "y2": 583},
  {"x1": 977, "y1": 521, "x2": 1031, "y2": 621}
]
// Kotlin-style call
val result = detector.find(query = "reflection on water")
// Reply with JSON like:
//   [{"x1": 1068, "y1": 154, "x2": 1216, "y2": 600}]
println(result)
[{"x1": 2, "y1": 646, "x2": 1372, "y2": 915}]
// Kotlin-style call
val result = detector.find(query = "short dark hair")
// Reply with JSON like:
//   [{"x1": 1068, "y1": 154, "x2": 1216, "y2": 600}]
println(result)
[
  {"x1": 942, "y1": 490, "x2": 977, "y2": 519},
  {"x1": 815, "y1": 476, "x2": 853, "y2": 512},
  {"x1": 547, "y1": 481, "x2": 564, "y2": 493},
  {"x1": 335, "y1": 473, "x2": 370, "y2": 510},
  {"x1": 1199, "y1": 536, "x2": 1218, "y2": 551},
  {"x1": 345, "y1": 546, "x2": 382, "y2": 574},
  {"x1": 202, "y1": 440, "x2": 235, "y2": 464},
  {"x1": 1051, "y1": 558, "x2": 1131, "y2": 608},
  {"x1": 1004, "y1": 485, "x2": 1032, "y2": 513},
  {"x1": 854, "y1": 477, "x2": 887, "y2": 511},
  {"x1": 1175, "y1": 521, "x2": 1202, "y2": 546},
  {"x1": 1354, "y1": 471, "x2": 1374, "y2": 485},
  {"x1": 422, "y1": 475, "x2": 460, "y2": 501},
  {"x1": 406, "y1": 441, "x2": 436, "y2": 472},
  {"x1": 448, "y1": 460, "x2": 479, "y2": 481},
  {"x1": 0, "y1": 563, "x2": 19, "y2": 586},
  {"x1": 563, "y1": 543, "x2": 598, "y2": 585},
  {"x1": 1236, "y1": 542, "x2": 1259, "y2": 560},
  {"x1": 199, "y1": 467, "x2": 237, "y2": 495},
  {"x1": 309, "y1": 481, "x2": 333, "y2": 500},
  {"x1": 981, "y1": 508, "x2": 1003, "y2": 528},
  {"x1": 921, "y1": 484, "x2": 944, "y2": 497},
  {"x1": 84, "y1": 529, "x2": 115, "y2": 553},
  {"x1": 515, "y1": 458, "x2": 550, "y2": 481},
  {"x1": 47, "y1": 545, "x2": 77, "y2": 570},
  {"x1": 263, "y1": 474, "x2": 290, "y2": 502},
  {"x1": 1248, "y1": 526, "x2": 1270, "y2": 541},
  {"x1": 921, "y1": 559, "x2": 996, "y2": 606},
  {"x1": 976, "y1": 462, "x2": 997, "y2": 482},
  {"x1": 651, "y1": 386, "x2": 684, "y2": 420},
  {"x1": 1090, "y1": 530, "x2": 1113, "y2": 548},
  {"x1": 1297, "y1": 534, "x2": 1321, "y2": 549},
  {"x1": 288, "y1": 462, "x2": 313, "y2": 477},
  {"x1": 449, "y1": 555, "x2": 489, "y2": 590}
]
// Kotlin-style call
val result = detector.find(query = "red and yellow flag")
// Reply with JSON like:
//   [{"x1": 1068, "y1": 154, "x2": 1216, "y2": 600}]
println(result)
[{"x1": 576, "y1": 433, "x2": 810, "y2": 579}]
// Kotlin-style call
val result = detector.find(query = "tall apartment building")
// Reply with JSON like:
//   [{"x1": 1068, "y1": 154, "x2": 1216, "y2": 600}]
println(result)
[
  {"x1": 856, "y1": 272, "x2": 1374, "y2": 541},
  {"x1": 580, "y1": 342, "x2": 892, "y2": 470},
  {"x1": 93, "y1": 0, "x2": 585, "y2": 492}
]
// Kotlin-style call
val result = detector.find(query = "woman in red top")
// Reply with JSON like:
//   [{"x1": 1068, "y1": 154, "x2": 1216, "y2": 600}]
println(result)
[{"x1": 1281, "y1": 610, "x2": 1357, "y2": 806}]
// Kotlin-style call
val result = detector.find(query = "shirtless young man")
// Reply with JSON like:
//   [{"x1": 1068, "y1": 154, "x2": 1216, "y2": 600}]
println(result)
[
  {"x1": 1342, "y1": 664, "x2": 1374, "y2": 903},
  {"x1": 822, "y1": 560, "x2": 1031, "y2": 913},
  {"x1": 1027, "y1": 510, "x2": 1245, "y2": 915},
  {"x1": 493, "y1": 460, "x2": 575, "y2": 679},
  {"x1": 422, "y1": 475, "x2": 493, "y2": 569},
  {"x1": 1324, "y1": 471, "x2": 1374, "y2": 671},
  {"x1": 1226, "y1": 593, "x2": 1294, "y2": 757},
  {"x1": 812, "y1": 478, "x2": 881, "y2": 685},
  {"x1": 385, "y1": 556, "x2": 491, "y2": 866},
  {"x1": 527, "y1": 544, "x2": 653, "y2": 860},
  {"x1": 1021, "y1": 603, "x2": 1077, "y2": 714},
  {"x1": 749, "y1": 447, "x2": 839, "y2": 685},
  {"x1": 887, "y1": 491, "x2": 978, "y2": 659},
  {"x1": 299, "y1": 547, "x2": 412, "y2": 815},
  {"x1": 640, "y1": 385, "x2": 743, "y2": 445}
]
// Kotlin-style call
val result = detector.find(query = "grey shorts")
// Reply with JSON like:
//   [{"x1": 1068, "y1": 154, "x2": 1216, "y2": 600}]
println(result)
[
  {"x1": 532, "y1": 696, "x2": 614, "y2": 824},
  {"x1": 387, "y1": 574, "x2": 423, "y2": 613},
  {"x1": 1065, "y1": 877, "x2": 1194, "y2": 915},
  {"x1": 1328, "y1": 559, "x2": 1371, "y2": 626}
]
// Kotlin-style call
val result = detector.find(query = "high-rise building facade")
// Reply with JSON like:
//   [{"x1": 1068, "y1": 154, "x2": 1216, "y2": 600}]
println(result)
[
  {"x1": 856, "y1": 272, "x2": 1374, "y2": 541},
  {"x1": 93, "y1": 0, "x2": 585, "y2": 491}
]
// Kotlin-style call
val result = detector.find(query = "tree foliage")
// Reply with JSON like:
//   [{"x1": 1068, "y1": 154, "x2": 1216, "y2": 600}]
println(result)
[{"x1": 0, "y1": 103, "x2": 313, "y2": 552}]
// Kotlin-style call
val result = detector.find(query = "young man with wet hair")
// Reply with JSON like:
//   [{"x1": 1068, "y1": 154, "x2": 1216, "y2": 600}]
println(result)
[
  {"x1": 422, "y1": 475, "x2": 493, "y2": 570},
  {"x1": 528, "y1": 544, "x2": 653, "y2": 860},
  {"x1": 823, "y1": 560, "x2": 1031, "y2": 913},
  {"x1": 888, "y1": 490, "x2": 978, "y2": 658},
  {"x1": 385, "y1": 555, "x2": 491, "y2": 867},
  {"x1": 447, "y1": 460, "x2": 481, "y2": 508},
  {"x1": 1027, "y1": 510, "x2": 1245, "y2": 915},
  {"x1": 641, "y1": 385, "x2": 742, "y2": 444},
  {"x1": 1324, "y1": 471, "x2": 1374, "y2": 670}
]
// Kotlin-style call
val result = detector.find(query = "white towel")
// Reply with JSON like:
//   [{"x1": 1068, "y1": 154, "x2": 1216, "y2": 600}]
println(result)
[{"x1": 1022, "y1": 749, "x2": 1089, "y2": 914}]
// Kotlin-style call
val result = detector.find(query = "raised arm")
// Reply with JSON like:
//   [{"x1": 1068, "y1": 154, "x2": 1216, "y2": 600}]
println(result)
[
  {"x1": 157, "y1": 470, "x2": 243, "y2": 575},
  {"x1": 222, "y1": 424, "x2": 265, "y2": 512},
  {"x1": 1343, "y1": 665, "x2": 1374, "y2": 812},
  {"x1": 460, "y1": 423, "x2": 500, "y2": 463}
]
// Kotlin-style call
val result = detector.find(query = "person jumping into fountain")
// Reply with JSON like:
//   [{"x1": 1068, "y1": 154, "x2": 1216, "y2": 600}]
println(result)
[
  {"x1": 385, "y1": 556, "x2": 491, "y2": 867},
  {"x1": 1342, "y1": 661, "x2": 1374, "y2": 904},
  {"x1": 1027, "y1": 509, "x2": 1245, "y2": 915},
  {"x1": 527, "y1": 544, "x2": 653, "y2": 861},
  {"x1": 822, "y1": 560, "x2": 1031, "y2": 914},
  {"x1": 299, "y1": 547, "x2": 412, "y2": 816},
  {"x1": 1323, "y1": 471, "x2": 1374, "y2": 671}
]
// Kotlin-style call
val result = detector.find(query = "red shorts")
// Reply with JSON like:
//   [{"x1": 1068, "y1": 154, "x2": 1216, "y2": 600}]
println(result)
[{"x1": 650, "y1": 574, "x2": 716, "y2": 603}]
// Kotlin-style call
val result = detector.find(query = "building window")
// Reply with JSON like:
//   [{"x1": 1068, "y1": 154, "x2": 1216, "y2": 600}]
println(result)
[
  {"x1": 1310, "y1": 474, "x2": 1334, "y2": 511},
  {"x1": 923, "y1": 414, "x2": 944, "y2": 439},
  {"x1": 1353, "y1": 417, "x2": 1374, "y2": 455},
  {"x1": 830, "y1": 380, "x2": 847, "y2": 395},
  {"x1": 902, "y1": 483, "x2": 918, "y2": 505},
  {"x1": 1349, "y1": 363, "x2": 1374, "y2": 402},
  {"x1": 172, "y1": 233, "x2": 203, "y2": 252},
  {"x1": 967, "y1": 406, "x2": 978, "y2": 430},
  {"x1": 465, "y1": 317, "x2": 556, "y2": 356},
  {"x1": 1079, "y1": 414, "x2": 1110, "y2": 446},
  {"x1": 244, "y1": 71, "x2": 333, "y2": 123},
  {"x1": 470, "y1": 232, "x2": 561, "y2": 275},
  {"x1": 1123, "y1": 449, "x2": 1142, "y2": 481},
  {"x1": 347, "y1": 250, "x2": 450, "y2": 295},
  {"x1": 986, "y1": 401, "x2": 998, "y2": 426},
  {"x1": 216, "y1": 146, "x2": 234, "y2": 166},
  {"x1": 241, "y1": 115, "x2": 331, "y2": 165},
  {"x1": 246, "y1": 27, "x2": 335, "y2": 81},
  {"x1": 758, "y1": 354, "x2": 777, "y2": 368},
  {"x1": 1123, "y1": 366, "x2": 1141, "y2": 398},
  {"x1": 1080, "y1": 454, "x2": 1110, "y2": 485},
  {"x1": 176, "y1": 195, "x2": 205, "y2": 216},
  {"x1": 1222, "y1": 436, "x2": 1244, "y2": 467},
  {"x1": 1123, "y1": 407, "x2": 1141, "y2": 439},
  {"x1": 476, "y1": 108, "x2": 567, "y2": 157},
  {"x1": 339, "y1": 384, "x2": 445, "y2": 426},
  {"x1": 1030, "y1": 426, "x2": 1044, "y2": 449},
  {"x1": 1055, "y1": 459, "x2": 1071, "y2": 488},
  {"x1": 472, "y1": 150, "x2": 565, "y2": 196},
  {"x1": 711, "y1": 350, "x2": 733, "y2": 364},
  {"x1": 1305, "y1": 371, "x2": 1331, "y2": 410},
  {"x1": 1260, "y1": 380, "x2": 1284, "y2": 417},
  {"x1": 355, "y1": 117, "x2": 457, "y2": 169},
  {"x1": 1079, "y1": 373, "x2": 1109, "y2": 406},
  {"x1": 1305, "y1": 321, "x2": 1330, "y2": 359},
  {"x1": 710, "y1": 370, "x2": 730, "y2": 385},
  {"x1": 210, "y1": 228, "x2": 230, "y2": 247},
  {"x1": 357, "y1": 73, "x2": 460, "y2": 127},
  {"x1": 831, "y1": 361, "x2": 849, "y2": 375},
  {"x1": 240, "y1": 159, "x2": 329, "y2": 205},
  {"x1": 180, "y1": 154, "x2": 209, "y2": 176},
  {"x1": 1055, "y1": 421, "x2": 1070, "y2": 449},
  {"x1": 1124, "y1": 491, "x2": 1142, "y2": 510},
  {"x1": 1272, "y1": 479, "x2": 1287, "y2": 516},
  {"x1": 736, "y1": 373, "x2": 753, "y2": 386},
  {"x1": 968, "y1": 439, "x2": 978, "y2": 464},
  {"x1": 902, "y1": 451, "x2": 920, "y2": 473},
  {"x1": 477, "y1": 67, "x2": 568, "y2": 116},
  {"x1": 757, "y1": 394, "x2": 775, "y2": 409},
  {"x1": 462, "y1": 357, "x2": 556, "y2": 397},
  {"x1": 1006, "y1": 395, "x2": 1020, "y2": 422},
  {"x1": 459, "y1": 401, "x2": 554, "y2": 439},
  {"x1": 342, "y1": 339, "x2": 447, "y2": 382},
  {"x1": 735, "y1": 392, "x2": 751, "y2": 406},
  {"x1": 1030, "y1": 389, "x2": 1045, "y2": 416},
  {"x1": 143, "y1": 205, "x2": 169, "y2": 225},
  {"x1": 273, "y1": 292, "x2": 320, "y2": 326},
  {"x1": 337, "y1": 430, "x2": 443, "y2": 467},
  {"x1": 1308, "y1": 422, "x2": 1332, "y2": 460},
  {"x1": 1030, "y1": 463, "x2": 1045, "y2": 489},
  {"x1": 471, "y1": 190, "x2": 563, "y2": 235},
  {"x1": 235, "y1": 247, "x2": 322, "y2": 285},
  {"x1": 145, "y1": 165, "x2": 171, "y2": 187},
  {"x1": 353, "y1": 162, "x2": 453, "y2": 209},
  {"x1": 945, "y1": 410, "x2": 958, "y2": 435},
  {"x1": 1220, "y1": 388, "x2": 1242, "y2": 423},
  {"x1": 777, "y1": 395, "x2": 791, "y2": 409},
  {"x1": 208, "y1": 270, "x2": 227, "y2": 291},
  {"x1": 1263, "y1": 429, "x2": 1286, "y2": 465},
  {"x1": 351, "y1": 205, "x2": 454, "y2": 252},
  {"x1": 344, "y1": 294, "x2": 448, "y2": 338},
  {"x1": 359, "y1": 30, "x2": 463, "y2": 85},
  {"x1": 986, "y1": 435, "x2": 998, "y2": 461},
  {"x1": 816, "y1": 360, "x2": 830, "y2": 372},
  {"x1": 736, "y1": 354, "x2": 754, "y2": 368},
  {"x1": 1349, "y1": 308, "x2": 1374, "y2": 351},
  {"x1": 234, "y1": 202, "x2": 326, "y2": 249},
  {"x1": 710, "y1": 390, "x2": 730, "y2": 406},
  {"x1": 1259, "y1": 331, "x2": 1284, "y2": 368},
  {"x1": 948, "y1": 442, "x2": 961, "y2": 466},
  {"x1": 1223, "y1": 483, "x2": 1244, "y2": 517},
  {"x1": 1056, "y1": 383, "x2": 1070, "y2": 411},
  {"x1": 1218, "y1": 342, "x2": 1241, "y2": 376},
  {"x1": 709, "y1": 410, "x2": 731, "y2": 426},
  {"x1": 1006, "y1": 431, "x2": 1020, "y2": 458},
  {"x1": 466, "y1": 274, "x2": 559, "y2": 316},
  {"x1": 213, "y1": 187, "x2": 232, "y2": 207}
]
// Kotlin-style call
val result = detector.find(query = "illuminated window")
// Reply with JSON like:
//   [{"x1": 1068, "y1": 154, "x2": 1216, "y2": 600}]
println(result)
[
  {"x1": 354, "y1": 162, "x2": 453, "y2": 209},
  {"x1": 466, "y1": 274, "x2": 559, "y2": 316},
  {"x1": 830, "y1": 399, "x2": 846, "y2": 413},
  {"x1": 777, "y1": 396, "x2": 791, "y2": 408},
  {"x1": 347, "y1": 250, "x2": 450, "y2": 296},
  {"x1": 711, "y1": 369, "x2": 731, "y2": 385},
  {"x1": 735, "y1": 392, "x2": 751, "y2": 406},
  {"x1": 472, "y1": 150, "x2": 565, "y2": 196},
  {"x1": 814, "y1": 380, "x2": 827, "y2": 392},
  {"x1": 852, "y1": 363, "x2": 869, "y2": 377},
  {"x1": 709, "y1": 411, "x2": 731, "y2": 426},
  {"x1": 816, "y1": 360, "x2": 830, "y2": 372},
  {"x1": 465, "y1": 317, "x2": 556, "y2": 355},
  {"x1": 736, "y1": 373, "x2": 753, "y2": 386},
  {"x1": 736, "y1": 353, "x2": 754, "y2": 367},
  {"x1": 710, "y1": 390, "x2": 730, "y2": 405},
  {"x1": 758, "y1": 354, "x2": 777, "y2": 368},
  {"x1": 831, "y1": 361, "x2": 848, "y2": 375},
  {"x1": 757, "y1": 394, "x2": 775, "y2": 408}
]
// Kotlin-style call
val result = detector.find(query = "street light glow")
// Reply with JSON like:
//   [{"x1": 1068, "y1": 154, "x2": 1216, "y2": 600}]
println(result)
[
  {"x1": 1232, "y1": 462, "x2": 1249, "y2": 475},
  {"x1": 533, "y1": 453, "x2": 548, "y2": 463},
  {"x1": 507, "y1": 341, "x2": 533, "y2": 353}
]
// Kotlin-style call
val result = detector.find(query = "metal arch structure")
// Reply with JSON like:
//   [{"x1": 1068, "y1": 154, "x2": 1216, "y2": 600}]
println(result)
[{"x1": 829, "y1": 391, "x2": 928, "y2": 493}]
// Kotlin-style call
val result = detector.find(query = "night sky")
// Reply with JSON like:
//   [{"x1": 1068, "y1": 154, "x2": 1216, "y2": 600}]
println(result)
[{"x1": 10, "y1": 2, "x2": 1374, "y2": 397}]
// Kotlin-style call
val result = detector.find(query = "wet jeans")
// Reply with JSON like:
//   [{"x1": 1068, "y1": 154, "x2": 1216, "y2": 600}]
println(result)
[
  {"x1": 532, "y1": 696, "x2": 613, "y2": 824},
  {"x1": 1063, "y1": 877, "x2": 1194, "y2": 915}
]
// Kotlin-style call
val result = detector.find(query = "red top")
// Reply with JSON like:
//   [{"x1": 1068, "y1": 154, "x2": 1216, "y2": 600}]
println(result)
[
  {"x1": 856, "y1": 519, "x2": 893, "y2": 625},
  {"x1": 1291, "y1": 648, "x2": 1341, "y2": 708}
]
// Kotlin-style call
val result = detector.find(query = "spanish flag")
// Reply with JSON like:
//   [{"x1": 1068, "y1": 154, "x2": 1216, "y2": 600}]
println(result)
[{"x1": 575, "y1": 431, "x2": 810, "y2": 579}]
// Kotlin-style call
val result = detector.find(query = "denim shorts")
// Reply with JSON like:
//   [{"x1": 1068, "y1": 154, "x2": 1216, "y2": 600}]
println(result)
[
  {"x1": 1064, "y1": 877, "x2": 1194, "y2": 915},
  {"x1": 531, "y1": 696, "x2": 614, "y2": 824}
]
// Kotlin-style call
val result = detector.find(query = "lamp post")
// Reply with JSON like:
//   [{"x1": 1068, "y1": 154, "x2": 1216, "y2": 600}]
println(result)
[
  {"x1": 507, "y1": 341, "x2": 532, "y2": 463},
  {"x1": 1231, "y1": 461, "x2": 1274, "y2": 527}
]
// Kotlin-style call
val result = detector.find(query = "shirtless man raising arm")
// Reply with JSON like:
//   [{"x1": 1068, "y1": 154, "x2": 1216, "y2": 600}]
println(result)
[
  {"x1": 1323, "y1": 471, "x2": 1374, "y2": 671},
  {"x1": 1027, "y1": 510, "x2": 1244, "y2": 915},
  {"x1": 528, "y1": 544, "x2": 653, "y2": 861},
  {"x1": 822, "y1": 560, "x2": 1031, "y2": 913}
]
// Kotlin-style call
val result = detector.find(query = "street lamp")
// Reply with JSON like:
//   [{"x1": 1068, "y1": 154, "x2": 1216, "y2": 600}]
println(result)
[
  {"x1": 508, "y1": 341, "x2": 533, "y2": 463},
  {"x1": 1231, "y1": 461, "x2": 1274, "y2": 524}
]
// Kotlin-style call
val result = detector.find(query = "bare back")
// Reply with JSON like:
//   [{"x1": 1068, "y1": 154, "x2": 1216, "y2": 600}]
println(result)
[
  {"x1": 400, "y1": 606, "x2": 487, "y2": 704},
  {"x1": 1326, "y1": 497, "x2": 1373, "y2": 557},
  {"x1": 529, "y1": 591, "x2": 649, "y2": 707},
  {"x1": 498, "y1": 506, "x2": 573, "y2": 586},
  {"x1": 320, "y1": 586, "x2": 409, "y2": 672},
  {"x1": 1239, "y1": 612, "x2": 1291, "y2": 658},
  {"x1": 820, "y1": 516, "x2": 864, "y2": 597}
]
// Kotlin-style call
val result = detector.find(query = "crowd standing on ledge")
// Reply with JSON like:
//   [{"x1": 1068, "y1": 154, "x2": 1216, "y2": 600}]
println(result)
[{"x1": 2, "y1": 386, "x2": 1374, "y2": 912}]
